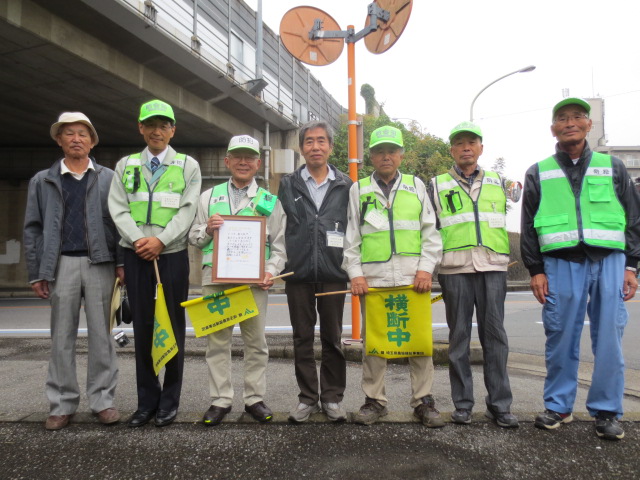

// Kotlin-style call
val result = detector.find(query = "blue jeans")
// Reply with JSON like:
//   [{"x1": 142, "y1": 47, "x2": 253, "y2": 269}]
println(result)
[{"x1": 542, "y1": 253, "x2": 628, "y2": 417}]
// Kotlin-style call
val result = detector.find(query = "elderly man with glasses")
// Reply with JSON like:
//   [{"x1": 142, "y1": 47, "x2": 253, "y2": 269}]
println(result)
[
  {"x1": 521, "y1": 97, "x2": 640, "y2": 441},
  {"x1": 189, "y1": 135, "x2": 279, "y2": 426}
]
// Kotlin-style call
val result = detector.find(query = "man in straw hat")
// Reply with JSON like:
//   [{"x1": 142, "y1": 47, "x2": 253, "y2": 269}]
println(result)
[
  {"x1": 343, "y1": 125, "x2": 444, "y2": 427},
  {"x1": 109, "y1": 99, "x2": 201, "y2": 427},
  {"x1": 189, "y1": 135, "x2": 279, "y2": 426},
  {"x1": 24, "y1": 112, "x2": 123, "y2": 430}
]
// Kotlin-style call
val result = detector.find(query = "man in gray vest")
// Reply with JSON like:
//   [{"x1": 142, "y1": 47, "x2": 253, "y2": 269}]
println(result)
[
  {"x1": 429, "y1": 122, "x2": 517, "y2": 428},
  {"x1": 189, "y1": 135, "x2": 278, "y2": 426},
  {"x1": 521, "y1": 97, "x2": 640, "y2": 440},
  {"x1": 24, "y1": 112, "x2": 122, "y2": 430},
  {"x1": 109, "y1": 99, "x2": 201, "y2": 428}
]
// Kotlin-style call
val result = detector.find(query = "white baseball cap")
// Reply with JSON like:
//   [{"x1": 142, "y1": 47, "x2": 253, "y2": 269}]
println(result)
[{"x1": 228, "y1": 135, "x2": 260, "y2": 155}]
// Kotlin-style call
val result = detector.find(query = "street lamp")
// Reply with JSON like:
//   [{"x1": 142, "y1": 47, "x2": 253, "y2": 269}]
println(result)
[{"x1": 469, "y1": 65, "x2": 536, "y2": 122}]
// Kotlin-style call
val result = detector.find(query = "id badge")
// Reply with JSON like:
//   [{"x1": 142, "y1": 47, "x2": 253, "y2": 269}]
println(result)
[
  {"x1": 364, "y1": 208, "x2": 387, "y2": 230},
  {"x1": 488, "y1": 214, "x2": 505, "y2": 228},
  {"x1": 327, "y1": 230, "x2": 344, "y2": 248},
  {"x1": 160, "y1": 195, "x2": 180, "y2": 209}
]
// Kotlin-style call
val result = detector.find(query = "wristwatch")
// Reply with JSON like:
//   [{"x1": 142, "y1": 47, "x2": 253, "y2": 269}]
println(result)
[{"x1": 625, "y1": 266, "x2": 638, "y2": 273}]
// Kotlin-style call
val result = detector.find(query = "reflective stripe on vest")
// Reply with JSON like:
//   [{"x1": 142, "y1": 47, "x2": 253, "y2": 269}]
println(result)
[
  {"x1": 434, "y1": 171, "x2": 509, "y2": 254},
  {"x1": 202, "y1": 182, "x2": 273, "y2": 266},
  {"x1": 534, "y1": 152, "x2": 626, "y2": 252},
  {"x1": 122, "y1": 152, "x2": 186, "y2": 227},
  {"x1": 359, "y1": 174, "x2": 422, "y2": 263}
]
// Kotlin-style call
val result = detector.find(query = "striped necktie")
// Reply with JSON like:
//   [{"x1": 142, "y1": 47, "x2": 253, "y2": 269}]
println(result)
[{"x1": 150, "y1": 156, "x2": 160, "y2": 173}]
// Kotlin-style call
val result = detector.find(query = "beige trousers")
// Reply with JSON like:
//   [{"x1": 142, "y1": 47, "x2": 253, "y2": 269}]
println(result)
[{"x1": 204, "y1": 285, "x2": 269, "y2": 408}]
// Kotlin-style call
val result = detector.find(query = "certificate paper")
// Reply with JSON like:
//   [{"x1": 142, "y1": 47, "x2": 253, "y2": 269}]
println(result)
[{"x1": 212, "y1": 216, "x2": 266, "y2": 284}]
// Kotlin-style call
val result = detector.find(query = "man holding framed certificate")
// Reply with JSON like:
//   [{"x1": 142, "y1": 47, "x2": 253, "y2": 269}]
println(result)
[{"x1": 189, "y1": 135, "x2": 278, "y2": 426}]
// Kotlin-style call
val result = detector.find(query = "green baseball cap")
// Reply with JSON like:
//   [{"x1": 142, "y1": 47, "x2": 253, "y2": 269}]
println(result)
[
  {"x1": 369, "y1": 126, "x2": 404, "y2": 149},
  {"x1": 552, "y1": 97, "x2": 590, "y2": 118},
  {"x1": 138, "y1": 99, "x2": 176, "y2": 123},
  {"x1": 449, "y1": 121, "x2": 483, "y2": 142}
]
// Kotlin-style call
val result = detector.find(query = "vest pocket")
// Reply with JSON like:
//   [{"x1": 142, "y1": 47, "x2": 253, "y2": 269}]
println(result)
[
  {"x1": 533, "y1": 214, "x2": 568, "y2": 228},
  {"x1": 586, "y1": 177, "x2": 612, "y2": 202},
  {"x1": 590, "y1": 211, "x2": 624, "y2": 229}
]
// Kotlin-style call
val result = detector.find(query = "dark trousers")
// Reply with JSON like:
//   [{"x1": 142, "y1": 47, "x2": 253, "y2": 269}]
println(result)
[
  {"x1": 124, "y1": 248, "x2": 189, "y2": 412},
  {"x1": 285, "y1": 282, "x2": 347, "y2": 405},
  {"x1": 439, "y1": 271, "x2": 513, "y2": 412}
]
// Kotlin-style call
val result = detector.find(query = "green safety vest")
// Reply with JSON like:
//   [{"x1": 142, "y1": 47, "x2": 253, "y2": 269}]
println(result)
[
  {"x1": 121, "y1": 152, "x2": 186, "y2": 227},
  {"x1": 434, "y1": 170, "x2": 509, "y2": 254},
  {"x1": 359, "y1": 174, "x2": 422, "y2": 263},
  {"x1": 534, "y1": 152, "x2": 626, "y2": 252},
  {"x1": 202, "y1": 182, "x2": 275, "y2": 266}
]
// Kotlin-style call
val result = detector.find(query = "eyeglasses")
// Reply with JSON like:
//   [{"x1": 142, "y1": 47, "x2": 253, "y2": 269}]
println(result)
[
  {"x1": 142, "y1": 122, "x2": 173, "y2": 132},
  {"x1": 554, "y1": 114, "x2": 589, "y2": 124},
  {"x1": 229, "y1": 154, "x2": 259, "y2": 163}
]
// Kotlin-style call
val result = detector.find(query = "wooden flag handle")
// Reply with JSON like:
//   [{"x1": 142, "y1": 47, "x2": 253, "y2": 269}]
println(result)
[
  {"x1": 315, "y1": 290, "x2": 351, "y2": 297},
  {"x1": 153, "y1": 258, "x2": 161, "y2": 284},
  {"x1": 270, "y1": 272, "x2": 294, "y2": 281}
]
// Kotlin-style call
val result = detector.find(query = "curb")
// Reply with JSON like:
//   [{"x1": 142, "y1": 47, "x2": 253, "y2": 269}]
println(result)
[{"x1": 4, "y1": 411, "x2": 640, "y2": 425}]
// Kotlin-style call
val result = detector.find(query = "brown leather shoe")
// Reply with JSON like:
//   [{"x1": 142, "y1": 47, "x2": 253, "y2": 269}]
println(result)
[
  {"x1": 244, "y1": 401, "x2": 273, "y2": 423},
  {"x1": 45, "y1": 414, "x2": 72, "y2": 430},
  {"x1": 97, "y1": 407, "x2": 121, "y2": 425}
]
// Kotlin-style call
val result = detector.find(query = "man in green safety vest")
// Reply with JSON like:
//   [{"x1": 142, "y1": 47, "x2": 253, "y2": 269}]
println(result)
[
  {"x1": 521, "y1": 97, "x2": 640, "y2": 441},
  {"x1": 343, "y1": 125, "x2": 444, "y2": 427},
  {"x1": 189, "y1": 135, "x2": 278, "y2": 426},
  {"x1": 429, "y1": 122, "x2": 518, "y2": 429},
  {"x1": 109, "y1": 99, "x2": 201, "y2": 428}
]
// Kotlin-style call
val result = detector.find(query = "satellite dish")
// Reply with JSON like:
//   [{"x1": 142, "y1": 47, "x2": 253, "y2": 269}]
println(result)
[
  {"x1": 364, "y1": 0, "x2": 413, "y2": 54},
  {"x1": 279, "y1": 6, "x2": 344, "y2": 66}
]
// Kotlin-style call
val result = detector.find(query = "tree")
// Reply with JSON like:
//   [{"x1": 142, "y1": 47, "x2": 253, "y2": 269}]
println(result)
[{"x1": 329, "y1": 112, "x2": 452, "y2": 184}]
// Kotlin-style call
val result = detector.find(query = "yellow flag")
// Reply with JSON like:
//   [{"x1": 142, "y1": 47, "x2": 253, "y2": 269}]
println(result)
[
  {"x1": 152, "y1": 283, "x2": 178, "y2": 375},
  {"x1": 181, "y1": 285, "x2": 259, "y2": 338},
  {"x1": 365, "y1": 285, "x2": 433, "y2": 359}
]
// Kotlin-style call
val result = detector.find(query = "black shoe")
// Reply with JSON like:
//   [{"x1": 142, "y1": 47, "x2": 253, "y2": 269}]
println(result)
[
  {"x1": 128, "y1": 410, "x2": 156, "y2": 428},
  {"x1": 154, "y1": 409, "x2": 178, "y2": 427},
  {"x1": 203, "y1": 405, "x2": 231, "y2": 426},
  {"x1": 485, "y1": 406, "x2": 519, "y2": 428},
  {"x1": 594, "y1": 411, "x2": 624, "y2": 440},
  {"x1": 451, "y1": 408, "x2": 472, "y2": 425},
  {"x1": 534, "y1": 409, "x2": 573, "y2": 430},
  {"x1": 245, "y1": 401, "x2": 273, "y2": 423}
]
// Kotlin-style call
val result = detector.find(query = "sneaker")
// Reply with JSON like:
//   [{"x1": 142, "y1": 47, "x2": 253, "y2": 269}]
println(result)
[
  {"x1": 354, "y1": 399, "x2": 388, "y2": 426},
  {"x1": 321, "y1": 402, "x2": 347, "y2": 422},
  {"x1": 413, "y1": 395, "x2": 444, "y2": 428},
  {"x1": 485, "y1": 407, "x2": 519, "y2": 428},
  {"x1": 595, "y1": 411, "x2": 624, "y2": 440},
  {"x1": 534, "y1": 409, "x2": 573, "y2": 430},
  {"x1": 451, "y1": 408, "x2": 472, "y2": 425},
  {"x1": 288, "y1": 402, "x2": 320, "y2": 423}
]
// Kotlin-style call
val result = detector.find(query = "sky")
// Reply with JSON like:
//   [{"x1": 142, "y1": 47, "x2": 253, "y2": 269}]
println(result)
[{"x1": 246, "y1": 0, "x2": 640, "y2": 231}]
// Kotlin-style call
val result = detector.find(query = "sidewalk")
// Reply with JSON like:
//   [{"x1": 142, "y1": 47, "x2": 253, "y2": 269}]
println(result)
[{"x1": 2, "y1": 336, "x2": 639, "y2": 425}]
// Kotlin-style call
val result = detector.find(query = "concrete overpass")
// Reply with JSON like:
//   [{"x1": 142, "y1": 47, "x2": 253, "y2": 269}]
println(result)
[{"x1": 0, "y1": 0, "x2": 345, "y2": 288}]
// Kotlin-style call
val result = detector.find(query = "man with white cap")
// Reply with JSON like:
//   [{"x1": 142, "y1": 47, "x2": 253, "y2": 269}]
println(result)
[
  {"x1": 189, "y1": 135, "x2": 278, "y2": 425},
  {"x1": 343, "y1": 125, "x2": 444, "y2": 426},
  {"x1": 109, "y1": 99, "x2": 201, "y2": 428},
  {"x1": 24, "y1": 112, "x2": 123, "y2": 430},
  {"x1": 521, "y1": 98, "x2": 640, "y2": 440},
  {"x1": 429, "y1": 122, "x2": 517, "y2": 428}
]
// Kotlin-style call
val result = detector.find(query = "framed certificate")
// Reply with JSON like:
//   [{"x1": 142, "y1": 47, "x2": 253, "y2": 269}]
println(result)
[{"x1": 212, "y1": 215, "x2": 266, "y2": 284}]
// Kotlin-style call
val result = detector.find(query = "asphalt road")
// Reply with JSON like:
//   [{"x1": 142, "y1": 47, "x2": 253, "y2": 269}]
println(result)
[{"x1": 2, "y1": 291, "x2": 639, "y2": 369}]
